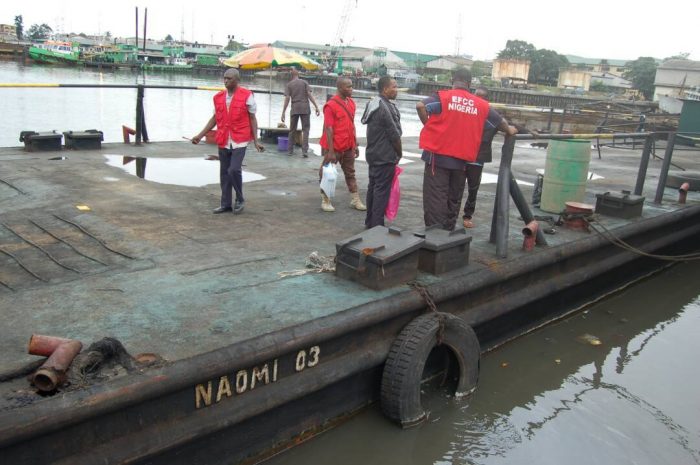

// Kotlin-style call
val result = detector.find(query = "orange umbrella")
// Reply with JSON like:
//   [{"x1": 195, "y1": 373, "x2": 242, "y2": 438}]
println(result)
[{"x1": 223, "y1": 45, "x2": 321, "y2": 70}]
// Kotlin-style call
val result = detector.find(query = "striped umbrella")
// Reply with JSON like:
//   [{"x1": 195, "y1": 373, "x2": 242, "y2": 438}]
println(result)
[{"x1": 222, "y1": 45, "x2": 321, "y2": 70}]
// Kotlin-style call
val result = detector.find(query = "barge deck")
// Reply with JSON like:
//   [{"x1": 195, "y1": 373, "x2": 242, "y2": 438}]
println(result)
[{"x1": 0, "y1": 135, "x2": 698, "y2": 464}]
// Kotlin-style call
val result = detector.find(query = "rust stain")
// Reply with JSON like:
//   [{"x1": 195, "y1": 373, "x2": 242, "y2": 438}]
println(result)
[{"x1": 83, "y1": 375, "x2": 169, "y2": 405}]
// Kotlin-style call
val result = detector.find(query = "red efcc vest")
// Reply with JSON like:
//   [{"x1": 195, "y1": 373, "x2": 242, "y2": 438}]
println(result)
[
  {"x1": 319, "y1": 95, "x2": 356, "y2": 152},
  {"x1": 419, "y1": 89, "x2": 489, "y2": 162},
  {"x1": 213, "y1": 87, "x2": 253, "y2": 147}
]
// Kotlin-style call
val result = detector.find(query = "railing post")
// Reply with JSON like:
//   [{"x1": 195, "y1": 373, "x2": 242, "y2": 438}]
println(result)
[
  {"x1": 558, "y1": 105, "x2": 567, "y2": 134},
  {"x1": 634, "y1": 134, "x2": 654, "y2": 196},
  {"x1": 490, "y1": 135, "x2": 515, "y2": 258},
  {"x1": 654, "y1": 133, "x2": 676, "y2": 204},
  {"x1": 135, "y1": 84, "x2": 144, "y2": 145}
]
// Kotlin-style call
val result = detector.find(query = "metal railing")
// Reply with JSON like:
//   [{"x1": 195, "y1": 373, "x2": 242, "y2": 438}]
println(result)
[{"x1": 490, "y1": 131, "x2": 698, "y2": 258}]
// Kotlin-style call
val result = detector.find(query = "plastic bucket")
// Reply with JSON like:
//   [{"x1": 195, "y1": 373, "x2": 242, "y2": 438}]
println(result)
[
  {"x1": 540, "y1": 139, "x2": 591, "y2": 213},
  {"x1": 277, "y1": 136, "x2": 289, "y2": 152}
]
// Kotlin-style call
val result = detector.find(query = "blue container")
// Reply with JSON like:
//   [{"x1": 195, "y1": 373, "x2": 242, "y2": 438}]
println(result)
[{"x1": 277, "y1": 136, "x2": 289, "y2": 152}]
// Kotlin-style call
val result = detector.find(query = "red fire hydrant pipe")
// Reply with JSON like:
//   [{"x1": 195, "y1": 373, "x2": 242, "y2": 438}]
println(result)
[
  {"x1": 522, "y1": 221, "x2": 539, "y2": 251},
  {"x1": 28, "y1": 335, "x2": 83, "y2": 392},
  {"x1": 679, "y1": 182, "x2": 690, "y2": 204}
]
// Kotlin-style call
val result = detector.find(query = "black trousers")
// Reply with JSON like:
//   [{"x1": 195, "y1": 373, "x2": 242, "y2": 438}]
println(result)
[
  {"x1": 462, "y1": 164, "x2": 483, "y2": 219},
  {"x1": 423, "y1": 163, "x2": 467, "y2": 231},
  {"x1": 365, "y1": 163, "x2": 396, "y2": 228},
  {"x1": 218, "y1": 146, "x2": 247, "y2": 208}
]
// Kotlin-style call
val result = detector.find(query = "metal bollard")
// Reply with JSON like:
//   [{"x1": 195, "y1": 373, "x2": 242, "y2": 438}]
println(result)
[
  {"x1": 679, "y1": 182, "x2": 690, "y2": 204},
  {"x1": 522, "y1": 221, "x2": 539, "y2": 251}
]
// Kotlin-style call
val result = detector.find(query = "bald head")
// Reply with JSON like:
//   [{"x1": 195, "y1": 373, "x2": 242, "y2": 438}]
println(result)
[
  {"x1": 475, "y1": 86, "x2": 488, "y2": 99},
  {"x1": 336, "y1": 77, "x2": 353, "y2": 98},
  {"x1": 290, "y1": 68, "x2": 299, "y2": 78},
  {"x1": 223, "y1": 68, "x2": 240, "y2": 92}
]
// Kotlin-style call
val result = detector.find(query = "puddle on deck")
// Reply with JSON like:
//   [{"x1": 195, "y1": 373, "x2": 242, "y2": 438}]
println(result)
[{"x1": 104, "y1": 155, "x2": 266, "y2": 187}]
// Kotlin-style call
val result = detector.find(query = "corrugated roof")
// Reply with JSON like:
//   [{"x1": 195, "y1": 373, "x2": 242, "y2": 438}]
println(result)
[
  {"x1": 565, "y1": 55, "x2": 630, "y2": 67},
  {"x1": 273, "y1": 40, "x2": 333, "y2": 52},
  {"x1": 659, "y1": 59, "x2": 700, "y2": 70},
  {"x1": 392, "y1": 50, "x2": 439, "y2": 64}
]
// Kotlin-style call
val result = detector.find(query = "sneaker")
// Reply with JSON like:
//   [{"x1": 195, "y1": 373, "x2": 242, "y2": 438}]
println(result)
[
  {"x1": 463, "y1": 218, "x2": 474, "y2": 228},
  {"x1": 302, "y1": 153, "x2": 309, "y2": 158},
  {"x1": 213, "y1": 206, "x2": 232, "y2": 214},
  {"x1": 233, "y1": 200, "x2": 245, "y2": 215}
]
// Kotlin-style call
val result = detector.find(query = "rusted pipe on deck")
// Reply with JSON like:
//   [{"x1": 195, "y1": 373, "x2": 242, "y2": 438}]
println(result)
[
  {"x1": 522, "y1": 221, "x2": 539, "y2": 251},
  {"x1": 28, "y1": 335, "x2": 82, "y2": 392},
  {"x1": 679, "y1": 182, "x2": 690, "y2": 204}
]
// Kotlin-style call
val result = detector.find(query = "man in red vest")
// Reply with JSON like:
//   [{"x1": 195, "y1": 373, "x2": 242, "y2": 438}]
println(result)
[
  {"x1": 192, "y1": 68, "x2": 264, "y2": 214},
  {"x1": 416, "y1": 68, "x2": 489, "y2": 230},
  {"x1": 319, "y1": 77, "x2": 366, "y2": 212}
]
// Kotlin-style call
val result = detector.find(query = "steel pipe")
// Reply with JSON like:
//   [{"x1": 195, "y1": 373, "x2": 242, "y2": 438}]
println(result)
[
  {"x1": 679, "y1": 182, "x2": 690, "y2": 204},
  {"x1": 29, "y1": 338, "x2": 83, "y2": 392},
  {"x1": 28, "y1": 334, "x2": 75, "y2": 357},
  {"x1": 522, "y1": 221, "x2": 539, "y2": 251}
]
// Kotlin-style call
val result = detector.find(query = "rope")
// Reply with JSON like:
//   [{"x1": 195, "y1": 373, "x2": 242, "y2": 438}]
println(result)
[
  {"x1": 588, "y1": 218, "x2": 700, "y2": 262},
  {"x1": 278, "y1": 251, "x2": 336, "y2": 278},
  {"x1": 408, "y1": 282, "x2": 445, "y2": 345}
]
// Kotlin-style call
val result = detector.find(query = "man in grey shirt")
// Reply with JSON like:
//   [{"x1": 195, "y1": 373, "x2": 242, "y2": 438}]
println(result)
[{"x1": 281, "y1": 68, "x2": 320, "y2": 157}]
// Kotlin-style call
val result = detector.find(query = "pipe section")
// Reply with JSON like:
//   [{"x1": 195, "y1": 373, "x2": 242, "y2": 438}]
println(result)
[
  {"x1": 522, "y1": 221, "x2": 539, "y2": 251},
  {"x1": 28, "y1": 334, "x2": 75, "y2": 357},
  {"x1": 679, "y1": 182, "x2": 689, "y2": 204},
  {"x1": 28, "y1": 337, "x2": 83, "y2": 392}
]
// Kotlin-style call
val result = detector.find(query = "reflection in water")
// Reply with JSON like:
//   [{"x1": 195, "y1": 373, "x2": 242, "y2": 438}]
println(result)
[
  {"x1": 104, "y1": 154, "x2": 266, "y2": 187},
  {"x1": 267, "y1": 261, "x2": 700, "y2": 465}
]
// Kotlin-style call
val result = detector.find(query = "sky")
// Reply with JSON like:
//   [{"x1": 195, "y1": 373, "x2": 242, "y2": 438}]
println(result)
[{"x1": 2, "y1": 0, "x2": 697, "y2": 62}]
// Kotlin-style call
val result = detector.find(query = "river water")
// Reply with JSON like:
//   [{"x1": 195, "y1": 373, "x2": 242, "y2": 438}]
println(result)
[
  {"x1": 265, "y1": 260, "x2": 700, "y2": 465},
  {"x1": 0, "y1": 61, "x2": 424, "y2": 148}
]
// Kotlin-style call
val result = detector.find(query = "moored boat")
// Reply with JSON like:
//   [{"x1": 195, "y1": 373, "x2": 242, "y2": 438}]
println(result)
[{"x1": 27, "y1": 41, "x2": 80, "y2": 64}]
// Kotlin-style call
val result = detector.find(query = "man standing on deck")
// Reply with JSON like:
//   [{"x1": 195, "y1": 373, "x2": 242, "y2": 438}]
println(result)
[
  {"x1": 192, "y1": 68, "x2": 264, "y2": 214},
  {"x1": 461, "y1": 86, "x2": 518, "y2": 229},
  {"x1": 416, "y1": 68, "x2": 489, "y2": 230},
  {"x1": 281, "y1": 68, "x2": 320, "y2": 157},
  {"x1": 361, "y1": 76, "x2": 402, "y2": 228},
  {"x1": 319, "y1": 77, "x2": 366, "y2": 213}
]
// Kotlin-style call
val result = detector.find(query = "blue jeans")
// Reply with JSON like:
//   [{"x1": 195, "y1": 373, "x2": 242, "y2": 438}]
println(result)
[{"x1": 218, "y1": 146, "x2": 246, "y2": 208}]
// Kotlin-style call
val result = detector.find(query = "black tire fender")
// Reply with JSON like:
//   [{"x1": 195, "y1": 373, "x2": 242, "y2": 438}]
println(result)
[{"x1": 380, "y1": 312, "x2": 480, "y2": 427}]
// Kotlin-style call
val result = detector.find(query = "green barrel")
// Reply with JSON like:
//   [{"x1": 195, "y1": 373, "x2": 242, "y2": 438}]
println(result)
[{"x1": 540, "y1": 139, "x2": 591, "y2": 213}]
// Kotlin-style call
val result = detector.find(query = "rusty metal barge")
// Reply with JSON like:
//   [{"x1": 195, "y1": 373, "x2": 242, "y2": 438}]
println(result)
[{"x1": 0, "y1": 126, "x2": 699, "y2": 464}]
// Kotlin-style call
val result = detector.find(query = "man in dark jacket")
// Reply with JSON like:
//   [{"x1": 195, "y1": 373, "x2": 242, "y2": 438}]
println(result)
[
  {"x1": 361, "y1": 76, "x2": 402, "y2": 228},
  {"x1": 462, "y1": 87, "x2": 518, "y2": 228}
]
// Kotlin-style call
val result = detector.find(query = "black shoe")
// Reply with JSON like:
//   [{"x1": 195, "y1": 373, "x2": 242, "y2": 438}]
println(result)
[
  {"x1": 212, "y1": 206, "x2": 232, "y2": 214},
  {"x1": 233, "y1": 200, "x2": 245, "y2": 215},
  {"x1": 302, "y1": 153, "x2": 309, "y2": 158}
]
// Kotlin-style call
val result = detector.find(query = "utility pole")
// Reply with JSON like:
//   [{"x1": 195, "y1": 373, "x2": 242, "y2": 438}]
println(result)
[{"x1": 454, "y1": 13, "x2": 462, "y2": 56}]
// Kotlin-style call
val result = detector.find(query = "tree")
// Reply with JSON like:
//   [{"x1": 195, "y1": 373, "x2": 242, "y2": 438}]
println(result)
[
  {"x1": 165, "y1": 34, "x2": 174, "y2": 42},
  {"x1": 26, "y1": 23, "x2": 53, "y2": 41},
  {"x1": 664, "y1": 52, "x2": 690, "y2": 60},
  {"x1": 225, "y1": 38, "x2": 245, "y2": 52},
  {"x1": 497, "y1": 39, "x2": 536, "y2": 59},
  {"x1": 528, "y1": 49, "x2": 569, "y2": 85},
  {"x1": 471, "y1": 60, "x2": 489, "y2": 77},
  {"x1": 623, "y1": 57, "x2": 657, "y2": 100},
  {"x1": 14, "y1": 15, "x2": 23, "y2": 40}
]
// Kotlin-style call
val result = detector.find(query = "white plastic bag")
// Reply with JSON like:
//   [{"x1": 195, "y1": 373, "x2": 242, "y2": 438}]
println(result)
[{"x1": 320, "y1": 163, "x2": 338, "y2": 198}]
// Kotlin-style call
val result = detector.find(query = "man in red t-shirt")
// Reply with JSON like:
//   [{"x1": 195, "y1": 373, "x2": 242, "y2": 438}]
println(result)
[
  {"x1": 319, "y1": 77, "x2": 366, "y2": 212},
  {"x1": 416, "y1": 68, "x2": 488, "y2": 230}
]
